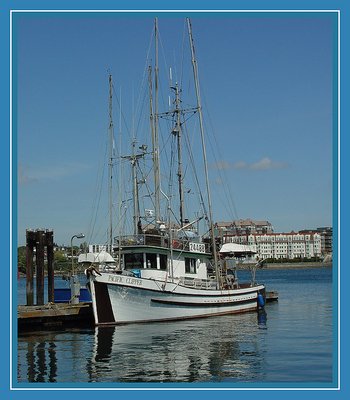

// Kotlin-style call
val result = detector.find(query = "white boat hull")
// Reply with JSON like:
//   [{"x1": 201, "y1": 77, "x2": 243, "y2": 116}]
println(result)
[{"x1": 88, "y1": 273, "x2": 265, "y2": 325}]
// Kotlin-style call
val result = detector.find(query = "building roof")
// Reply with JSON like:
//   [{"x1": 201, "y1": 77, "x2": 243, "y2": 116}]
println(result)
[
  {"x1": 220, "y1": 243, "x2": 256, "y2": 254},
  {"x1": 216, "y1": 219, "x2": 272, "y2": 228}
]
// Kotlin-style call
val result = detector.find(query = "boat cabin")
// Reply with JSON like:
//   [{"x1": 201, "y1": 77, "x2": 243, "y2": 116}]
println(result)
[{"x1": 116, "y1": 231, "x2": 213, "y2": 283}]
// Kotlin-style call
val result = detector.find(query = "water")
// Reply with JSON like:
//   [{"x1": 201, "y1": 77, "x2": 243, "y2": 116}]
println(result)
[{"x1": 16, "y1": 267, "x2": 335, "y2": 386}]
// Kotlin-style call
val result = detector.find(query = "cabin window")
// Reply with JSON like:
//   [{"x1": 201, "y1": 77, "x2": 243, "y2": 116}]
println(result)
[
  {"x1": 124, "y1": 253, "x2": 143, "y2": 270},
  {"x1": 159, "y1": 254, "x2": 167, "y2": 270},
  {"x1": 185, "y1": 257, "x2": 197, "y2": 274},
  {"x1": 145, "y1": 253, "x2": 157, "y2": 269}
]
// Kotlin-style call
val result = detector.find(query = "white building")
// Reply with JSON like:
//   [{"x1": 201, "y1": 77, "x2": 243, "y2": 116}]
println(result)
[
  {"x1": 223, "y1": 231, "x2": 322, "y2": 260},
  {"x1": 215, "y1": 219, "x2": 274, "y2": 235}
]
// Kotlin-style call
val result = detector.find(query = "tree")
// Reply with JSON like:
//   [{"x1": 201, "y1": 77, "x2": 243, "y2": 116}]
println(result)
[{"x1": 17, "y1": 246, "x2": 26, "y2": 271}]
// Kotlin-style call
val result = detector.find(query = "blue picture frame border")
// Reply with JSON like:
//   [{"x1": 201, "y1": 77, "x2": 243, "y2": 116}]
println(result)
[{"x1": 1, "y1": 0, "x2": 348, "y2": 398}]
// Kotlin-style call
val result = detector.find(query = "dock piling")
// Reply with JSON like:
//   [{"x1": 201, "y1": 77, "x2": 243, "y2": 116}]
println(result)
[
  {"x1": 25, "y1": 231, "x2": 34, "y2": 306},
  {"x1": 25, "y1": 229, "x2": 55, "y2": 306},
  {"x1": 46, "y1": 231, "x2": 54, "y2": 303},
  {"x1": 36, "y1": 230, "x2": 45, "y2": 305}
]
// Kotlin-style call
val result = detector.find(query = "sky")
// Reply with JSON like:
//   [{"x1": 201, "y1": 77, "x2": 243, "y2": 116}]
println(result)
[{"x1": 15, "y1": 11, "x2": 336, "y2": 246}]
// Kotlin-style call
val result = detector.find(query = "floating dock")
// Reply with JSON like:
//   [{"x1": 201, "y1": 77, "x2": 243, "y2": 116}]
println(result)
[
  {"x1": 18, "y1": 302, "x2": 93, "y2": 331},
  {"x1": 266, "y1": 290, "x2": 279, "y2": 302}
]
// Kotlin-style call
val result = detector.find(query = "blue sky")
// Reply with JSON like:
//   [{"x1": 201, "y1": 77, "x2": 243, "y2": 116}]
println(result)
[{"x1": 15, "y1": 11, "x2": 336, "y2": 246}]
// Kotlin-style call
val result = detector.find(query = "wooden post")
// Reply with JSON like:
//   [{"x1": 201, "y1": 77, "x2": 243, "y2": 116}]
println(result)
[
  {"x1": 36, "y1": 230, "x2": 45, "y2": 305},
  {"x1": 25, "y1": 230, "x2": 34, "y2": 306},
  {"x1": 46, "y1": 230, "x2": 54, "y2": 303},
  {"x1": 25, "y1": 229, "x2": 56, "y2": 306}
]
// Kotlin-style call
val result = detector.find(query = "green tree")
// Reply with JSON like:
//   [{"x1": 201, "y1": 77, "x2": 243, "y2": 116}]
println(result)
[{"x1": 17, "y1": 246, "x2": 26, "y2": 272}]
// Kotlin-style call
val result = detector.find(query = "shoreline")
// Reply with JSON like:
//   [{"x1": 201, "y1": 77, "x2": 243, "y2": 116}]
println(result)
[
  {"x1": 17, "y1": 262, "x2": 332, "y2": 278},
  {"x1": 261, "y1": 261, "x2": 332, "y2": 270}
]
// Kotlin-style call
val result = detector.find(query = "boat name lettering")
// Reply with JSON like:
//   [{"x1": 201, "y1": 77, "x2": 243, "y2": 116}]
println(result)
[
  {"x1": 189, "y1": 242, "x2": 206, "y2": 253},
  {"x1": 125, "y1": 277, "x2": 142, "y2": 286},
  {"x1": 108, "y1": 275, "x2": 142, "y2": 286},
  {"x1": 108, "y1": 275, "x2": 123, "y2": 283}
]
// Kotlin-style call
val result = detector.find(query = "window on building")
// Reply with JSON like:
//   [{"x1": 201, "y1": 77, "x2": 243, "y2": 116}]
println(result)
[{"x1": 185, "y1": 258, "x2": 197, "y2": 274}]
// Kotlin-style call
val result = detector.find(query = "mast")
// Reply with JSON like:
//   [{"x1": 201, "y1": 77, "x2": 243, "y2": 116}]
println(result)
[
  {"x1": 171, "y1": 83, "x2": 185, "y2": 227},
  {"x1": 108, "y1": 74, "x2": 114, "y2": 252},
  {"x1": 118, "y1": 87, "x2": 123, "y2": 268},
  {"x1": 122, "y1": 141, "x2": 147, "y2": 236},
  {"x1": 187, "y1": 18, "x2": 221, "y2": 287},
  {"x1": 131, "y1": 140, "x2": 140, "y2": 235},
  {"x1": 148, "y1": 66, "x2": 160, "y2": 226},
  {"x1": 153, "y1": 17, "x2": 161, "y2": 223}
]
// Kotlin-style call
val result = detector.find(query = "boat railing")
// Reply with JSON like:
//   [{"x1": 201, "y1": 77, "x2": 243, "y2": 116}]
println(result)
[
  {"x1": 117, "y1": 234, "x2": 210, "y2": 253},
  {"x1": 179, "y1": 276, "x2": 217, "y2": 290}
]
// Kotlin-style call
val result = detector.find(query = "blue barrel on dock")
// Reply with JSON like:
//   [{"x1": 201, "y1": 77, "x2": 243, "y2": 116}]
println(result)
[
  {"x1": 54, "y1": 288, "x2": 91, "y2": 303},
  {"x1": 257, "y1": 292, "x2": 265, "y2": 308}
]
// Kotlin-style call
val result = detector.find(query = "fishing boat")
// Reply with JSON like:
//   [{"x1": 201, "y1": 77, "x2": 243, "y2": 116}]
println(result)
[{"x1": 84, "y1": 18, "x2": 266, "y2": 325}]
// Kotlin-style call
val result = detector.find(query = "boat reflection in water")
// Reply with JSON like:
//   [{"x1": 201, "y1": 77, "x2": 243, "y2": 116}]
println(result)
[
  {"x1": 19, "y1": 338, "x2": 58, "y2": 383},
  {"x1": 87, "y1": 312, "x2": 267, "y2": 383},
  {"x1": 18, "y1": 329, "x2": 94, "y2": 383},
  {"x1": 18, "y1": 312, "x2": 267, "y2": 383}
]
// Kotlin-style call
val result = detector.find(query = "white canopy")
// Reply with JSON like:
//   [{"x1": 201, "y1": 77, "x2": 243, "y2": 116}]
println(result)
[
  {"x1": 78, "y1": 251, "x2": 115, "y2": 264},
  {"x1": 219, "y1": 243, "x2": 256, "y2": 255}
]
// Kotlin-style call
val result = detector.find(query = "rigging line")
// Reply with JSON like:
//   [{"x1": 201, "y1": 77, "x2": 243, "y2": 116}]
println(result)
[
  {"x1": 167, "y1": 134, "x2": 176, "y2": 221},
  {"x1": 203, "y1": 117, "x2": 237, "y2": 220},
  {"x1": 136, "y1": 158, "x2": 156, "y2": 211},
  {"x1": 158, "y1": 127, "x2": 172, "y2": 180},
  {"x1": 167, "y1": 133, "x2": 182, "y2": 228},
  {"x1": 155, "y1": 111, "x2": 173, "y2": 212},
  {"x1": 201, "y1": 92, "x2": 239, "y2": 220},
  {"x1": 112, "y1": 79, "x2": 149, "y2": 152},
  {"x1": 86, "y1": 130, "x2": 109, "y2": 246},
  {"x1": 186, "y1": 72, "x2": 238, "y2": 219},
  {"x1": 89, "y1": 207, "x2": 111, "y2": 246},
  {"x1": 110, "y1": 53, "x2": 150, "y2": 146},
  {"x1": 157, "y1": 25, "x2": 180, "y2": 137},
  {"x1": 187, "y1": 17, "x2": 220, "y2": 288},
  {"x1": 157, "y1": 26, "x2": 171, "y2": 90},
  {"x1": 111, "y1": 84, "x2": 132, "y2": 141},
  {"x1": 134, "y1": 84, "x2": 150, "y2": 139},
  {"x1": 112, "y1": 202, "x2": 128, "y2": 241},
  {"x1": 132, "y1": 27, "x2": 162, "y2": 144},
  {"x1": 128, "y1": 26, "x2": 157, "y2": 144},
  {"x1": 182, "y1": 119, "x2": 209, "y2": 224},
  {"x1": 155, "y1": 26, "x2": 178, "y2": 180},
  {"x1": 179, "y1": 18, "x2": 187, "y2": 92}
]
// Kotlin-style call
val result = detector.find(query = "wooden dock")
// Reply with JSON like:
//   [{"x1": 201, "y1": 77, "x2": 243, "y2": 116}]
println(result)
[
  {"x1": 18, "y1": 302, "x2": 93, "y2": 331},
  {"x1": 266, "y1": 290, "x2": 279, "y2": 302}
]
